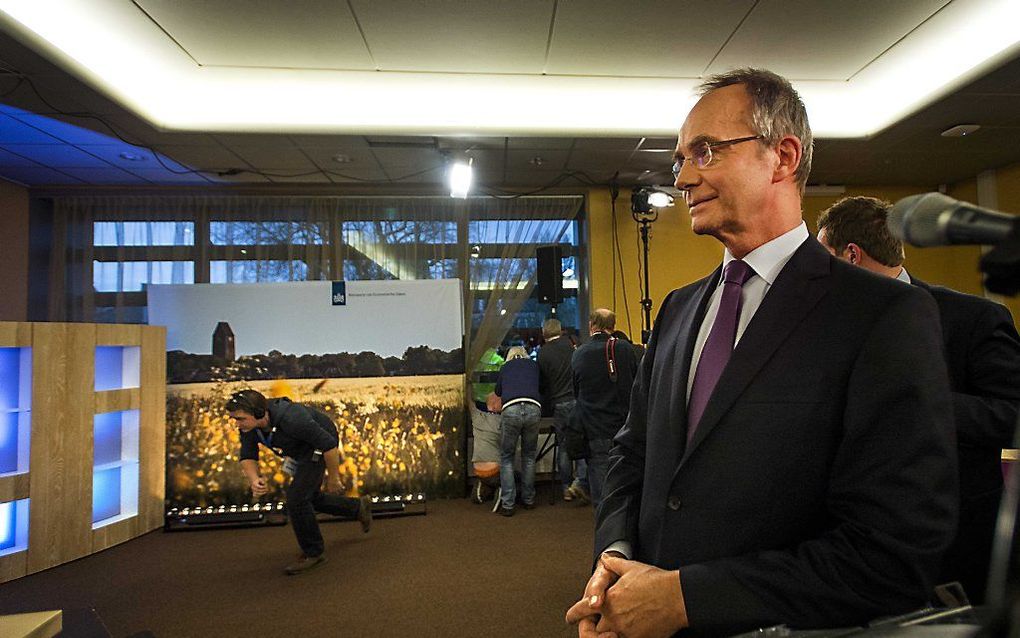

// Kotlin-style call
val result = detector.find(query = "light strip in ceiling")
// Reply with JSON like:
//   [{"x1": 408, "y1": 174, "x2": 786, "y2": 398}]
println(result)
[{"x1": 0, "y1": 0, "x2": 1018, "y2": 138}]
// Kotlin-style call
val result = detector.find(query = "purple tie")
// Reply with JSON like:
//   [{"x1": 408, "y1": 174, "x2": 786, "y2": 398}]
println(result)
[{"x1": 687, "y1": 259, "x2": 754, "y2": 442}]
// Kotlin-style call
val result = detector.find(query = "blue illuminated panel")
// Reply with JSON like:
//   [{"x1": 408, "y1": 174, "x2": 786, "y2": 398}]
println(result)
[
  {"x1": 0, "y1": 413, "x2": 16, "y2": 474},
  {"x1": 92, "y1": 409, "x2": 139, "y2": 528},
  {"x1": 92, "y1": 466, "x2": 122, "y2": 523},
  {"x1": 0, "y1": 347, "x2": 31, "y2": 476},
  {"x1": 94, "y1": 346, "x2": 140, "y2": 391},
  {"x1": 0, "y1": 499, "x2": 29, "y2": 556},
  {"x1": 93, "y1": 412, "x2": 123, "y2": 467}
]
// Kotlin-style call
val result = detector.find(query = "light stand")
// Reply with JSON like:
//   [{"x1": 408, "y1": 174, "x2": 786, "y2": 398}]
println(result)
[{"x1": 631, "y1": 188, "x2": 672, "y2": 345}]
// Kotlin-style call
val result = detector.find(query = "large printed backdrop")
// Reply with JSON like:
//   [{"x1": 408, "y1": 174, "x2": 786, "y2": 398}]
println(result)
[{"x1": 148, "y1": 280, "x2": 466, "y2": 507}]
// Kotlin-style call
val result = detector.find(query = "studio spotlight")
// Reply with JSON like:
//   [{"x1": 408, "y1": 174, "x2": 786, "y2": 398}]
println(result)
[
  {"x1": 647, "y1": 190, "x2": 674, "y2": 208},
  {"x1": 449, "y1": 159, "x2": 473, "y2": 198},
  {"x1": 631, "y1": 187, "x2": 674, "y2": 214}
]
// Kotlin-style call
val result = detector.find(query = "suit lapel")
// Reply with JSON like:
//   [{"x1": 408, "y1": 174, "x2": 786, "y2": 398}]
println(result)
[
  {"x1": 667, "y1": 269, "x2": 720, "y2": 458},
  {"x1": 678, "y1": 238, "x2": 832, "y2": 467}
]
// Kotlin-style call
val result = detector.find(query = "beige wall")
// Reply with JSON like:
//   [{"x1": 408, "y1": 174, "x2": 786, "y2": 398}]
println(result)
[
  {"x1": 587, "y1": 182, "x2": 992, "y2": 337},
  {"x1": 989, "y1": 162, "x2": 1020, "y2": 321},
  {"x1": 0, "y1": 179, "x2": 30, "y2": 321}
]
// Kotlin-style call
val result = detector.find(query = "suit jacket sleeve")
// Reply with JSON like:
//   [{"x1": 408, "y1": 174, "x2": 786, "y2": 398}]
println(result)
[
  {"x1": 594, "y1": 294, "x2": 673, "y2": 558},
  {"x1": 679, "y1": 286, "x2": 959, "y2": 631},
  {"x1": 953, "y1": 301, "x2": 1020, "y2": 448}
]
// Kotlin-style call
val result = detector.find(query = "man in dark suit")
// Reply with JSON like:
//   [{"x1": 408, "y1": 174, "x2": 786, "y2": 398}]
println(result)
[
  {"x1": 818, "y1": 195, "x2": 1020, "y2": 604},
  {"x1": 566, "y1": 69, "x2": 958, "y2": 637}
]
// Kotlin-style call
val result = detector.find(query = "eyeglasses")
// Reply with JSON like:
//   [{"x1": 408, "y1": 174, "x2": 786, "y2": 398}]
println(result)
[{"x1": 672, "y1": 135, "x2": 764, "y2": 177}]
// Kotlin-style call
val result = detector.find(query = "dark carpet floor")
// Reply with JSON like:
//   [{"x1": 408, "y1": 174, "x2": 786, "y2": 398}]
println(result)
[{"x1": 0, "y1": 491, "x2": 595, "y2": 638}]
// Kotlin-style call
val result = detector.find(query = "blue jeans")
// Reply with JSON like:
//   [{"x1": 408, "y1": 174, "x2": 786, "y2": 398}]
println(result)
[
  {"x1": 499, "y1": 402, "x2": 542, "y2": 509},
  {"x1": 586, "y1": 437, "x2": 614, "y2": 509},
  {"x1": 553, "y1": 401, "x2": 588, "y2": 490}
]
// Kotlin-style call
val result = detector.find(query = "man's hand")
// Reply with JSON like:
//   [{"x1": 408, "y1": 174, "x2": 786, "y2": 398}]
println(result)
[
  {"x1": 593, "y1": 554, "x2": 687, "y2": 638},
  {"x1": 566, "y1": 552, "x2": 624, "y2": 637},
  {"x1": 249, "y1": 476, "x2": 269, "y2": 497},
  {"x1": 323, "y1": 473, "x2": 343, "y2": 495}
]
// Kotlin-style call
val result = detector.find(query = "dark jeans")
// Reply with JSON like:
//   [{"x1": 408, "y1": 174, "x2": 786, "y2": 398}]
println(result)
[
  {"x1": 586, "y1": 437, "x2": 614, "y2": 508},
  {"x1": 286, "y1": 458, "x2": 361, "y2": 558},
  {"x1": 553, "y1": 401, "x2": 588, "y2": 490}
]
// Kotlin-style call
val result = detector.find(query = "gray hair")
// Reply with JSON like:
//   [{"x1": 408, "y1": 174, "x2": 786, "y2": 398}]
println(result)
[
  {"x1": 506, "y1": 346, "x2": 530, "y2": 361},
  {"x1": 697, "y1": 68, "x2": 813, "y2": 194}
]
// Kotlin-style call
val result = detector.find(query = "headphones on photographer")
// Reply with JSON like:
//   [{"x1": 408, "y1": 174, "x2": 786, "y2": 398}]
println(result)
[{"x1": 226, "y1": 390, "x2": 266, "y2": 419}]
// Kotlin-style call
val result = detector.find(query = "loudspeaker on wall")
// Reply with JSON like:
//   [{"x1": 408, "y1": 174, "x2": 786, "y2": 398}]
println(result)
[{"x1": 536, "y1": 245, "x2": 563, "y2": 304}]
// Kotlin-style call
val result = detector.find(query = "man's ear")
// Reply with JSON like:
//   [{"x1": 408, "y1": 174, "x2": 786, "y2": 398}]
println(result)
[
  {"x1": 772, "y1": 135, "x2": 803, "y2": 184},
  {"x1": 846, "y1": 243, "x2": 862, "y2": 265}
]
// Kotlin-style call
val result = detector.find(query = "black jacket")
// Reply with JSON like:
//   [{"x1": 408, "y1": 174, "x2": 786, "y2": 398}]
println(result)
[
  {"x1": 239, "y1": 398, "x2": 339, "y2": 462},
  {"x1": 915, "y1": 277, "x2": 1020, "y2": 603},
  {"x1": 537, "y1": 336, "x2": 575, "y2": 406},
  {"x1": 571, "y1": 332, "x2": 638, "y2": 441}
]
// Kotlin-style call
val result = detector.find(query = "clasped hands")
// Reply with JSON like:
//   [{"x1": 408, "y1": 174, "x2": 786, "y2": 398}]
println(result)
[{"x1": 565, "y1": 552, "x2": 687, "y2": 638}]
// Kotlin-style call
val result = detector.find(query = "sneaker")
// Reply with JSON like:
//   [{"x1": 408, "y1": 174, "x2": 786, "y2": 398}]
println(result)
[
  {"x1": 358, "y1": 495, "x2": 373, "y2": 533},
  {"x1": 498, "y1": 506, "x2": 515, "y2": 517},
  {"x1": 284, "y1": 554, "x2": 326, "y2": 575},
  {"x1": 522, "y1": 502, "x2": 536, "y2": 510},
  {"x1": 569, "y1": 484, "x2": 591, "y2": 505},
  {"x1": 562, "y1": 487, "x2": 575, "y2": 502}
]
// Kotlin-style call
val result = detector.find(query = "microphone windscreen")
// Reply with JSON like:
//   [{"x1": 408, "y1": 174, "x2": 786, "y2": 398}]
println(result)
[{"x1": 890, "y1": 192, "x2": 956, "y2": 247}]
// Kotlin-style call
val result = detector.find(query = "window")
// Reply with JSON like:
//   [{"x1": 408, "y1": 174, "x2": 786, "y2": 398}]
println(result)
[
  {"x1": 210, "y1": 260, "x2": 309, "y2": 283},
  {"x1": 210, "y1": 221, "x2": 328, "y2": 246},
  {"x1": 93, "y1": 261, "x2": 194, "y2": 292},
  {"x1": 469, "y1": 219, "x2": 574, "y2": 244},
  {"x1": 94, "y1": 221, "x2": 194, "y2": 246}
]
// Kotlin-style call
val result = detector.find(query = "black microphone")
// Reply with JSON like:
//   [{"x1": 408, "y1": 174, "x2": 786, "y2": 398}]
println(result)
[{"x1": 888, "y1": 192, "x2": 1020, "y2": 247}]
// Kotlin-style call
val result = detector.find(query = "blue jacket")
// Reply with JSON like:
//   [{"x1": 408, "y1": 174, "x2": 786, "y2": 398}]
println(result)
[{"x1": 495, "y1": 358, "x2": 541, "y2": 410}]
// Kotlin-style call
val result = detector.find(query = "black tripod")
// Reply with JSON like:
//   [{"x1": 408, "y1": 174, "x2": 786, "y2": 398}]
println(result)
[{"x1": 631, "y1": 191, "x2": 659, "y2": 346}]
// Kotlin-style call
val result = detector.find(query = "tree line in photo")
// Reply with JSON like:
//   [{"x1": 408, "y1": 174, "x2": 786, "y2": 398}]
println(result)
[{"x1": 167, "y1": 345, "x2": 464, "y2": 383}]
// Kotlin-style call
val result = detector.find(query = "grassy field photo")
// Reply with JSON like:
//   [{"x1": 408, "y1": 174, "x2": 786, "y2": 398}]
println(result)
[{"x1": 166, "y1": 375, "x2": 466, "y2": 507}]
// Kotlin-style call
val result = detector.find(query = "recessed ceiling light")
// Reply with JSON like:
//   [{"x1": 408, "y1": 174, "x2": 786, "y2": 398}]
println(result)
[
  {"x1": 118, "y1": 151, "x2": 146, "y2": 161},
  {"x1": 332, "y1": 153, "x2": 353, "y2": 163},
  {"x1": 940, "y1": 124, "x2": 981, "y2": 137}
]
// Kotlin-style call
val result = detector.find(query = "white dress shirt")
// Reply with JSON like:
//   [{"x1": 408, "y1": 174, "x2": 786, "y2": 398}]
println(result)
[{"x1": 686, "y1": 222, "x2": 811, "y2": 401}]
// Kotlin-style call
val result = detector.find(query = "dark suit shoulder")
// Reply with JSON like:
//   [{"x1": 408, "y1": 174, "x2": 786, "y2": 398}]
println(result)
[
  {"x1": 922, "y1": 282, "x2": 1013, "y2": 324},
  {"x1": 828, "y1": 257, "x2": 945, "y2": 321}
]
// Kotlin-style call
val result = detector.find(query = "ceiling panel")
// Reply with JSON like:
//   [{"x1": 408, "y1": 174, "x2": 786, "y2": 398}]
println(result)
[
  {"x1": 709, "y1": 0, "x2": 950, "y2": 80},
  {"x1": 11, "y1": 114, "x2": 126, "y2": 145},
  {"x1": 352, "y1": 0, "x2": 552, "y2": 73},
  {"x1": 75, "y1": 144, "x2": 191, "y2": 172},
  {"x1": 369, "y1": 146, "x2": 445, "y2": 170},
  {"x1": 506, "y1": 149, "x2": 570, "y2": 172},
  {"x1": 226, "y1": 146, "x2": 319, "y2": 170},
  {"x1": 548, "y1": 0, "x2": 755, "y2": 77},
  {"x1": 124, "y1": 168, "x2": 214, "y2": 184},
  {"x1": 0, "y1": 114, "x2": 64, "y2": 144},
  {"x1": 507, "y1": 137, "x2": 576, "y2": 151},
  {"x1": 1, "y1": 144, "x2": 112, "y2": 168},
  {"x1": 154, "y1": 144, "x2": 248, "y2": 169},
  {"x1": 134, "y1": 0, "x2": 374, "y2": 70},
  {"x1": 572, "y1": 137, "x2": 642, "y2": 150},
  {"x1": 288, "y1": 134, "x2": 372, "y2": 149},
  {"x1": 265, "y1": 172, "x2": 333, "y2": 184},
  {"x1": 0, "y1": 147, "x2": 43, "y2": 167},
  {"x1": 0, "y1": 165, "x2": 82, "y2": 185},
  {"x1": 59, "y1": 166, "x2": 146, "y2": 184}
]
